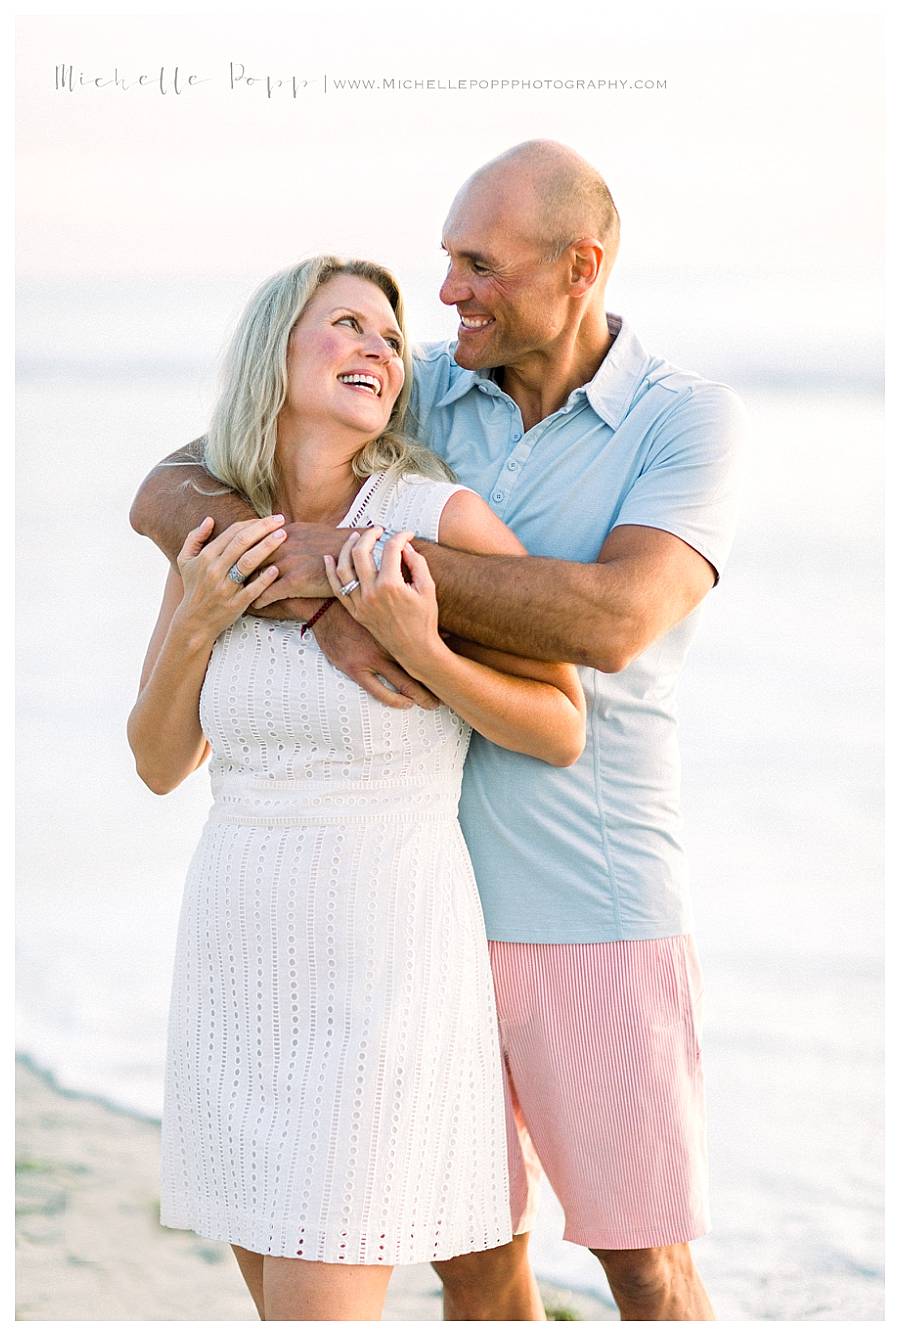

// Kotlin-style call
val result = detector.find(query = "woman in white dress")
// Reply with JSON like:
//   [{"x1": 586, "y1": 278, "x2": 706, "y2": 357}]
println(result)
[{"x1": 127, "y1": 256, "x2": 585, "y2": 1321}]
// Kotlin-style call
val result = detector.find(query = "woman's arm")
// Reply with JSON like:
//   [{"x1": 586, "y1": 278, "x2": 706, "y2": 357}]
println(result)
[
  {"x1": 396, "y1": 621, "x2": 585, "y2": 766},
  {"x1": 127, "y1": 564, "x2": 215, "y2": 793},
  {"x1": 127, "y1": 514, "x2": 287, "y2": 794},
  {"x1": 324, "y1": 493, "x2": 586, "y2": 767}
]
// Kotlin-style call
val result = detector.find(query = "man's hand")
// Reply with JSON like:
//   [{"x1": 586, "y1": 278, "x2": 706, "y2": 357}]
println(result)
[
  {"x1": 252, "y1": 522, "x2": 346, "y2": 608},
  {"x1": 312, "y1": 603, "x2": 439, "y2": 710}
]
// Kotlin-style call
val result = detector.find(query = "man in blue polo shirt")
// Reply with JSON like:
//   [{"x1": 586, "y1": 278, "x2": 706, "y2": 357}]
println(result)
[{"x1": 132, "y1": 140, "x2": 745, "y2": 1320}]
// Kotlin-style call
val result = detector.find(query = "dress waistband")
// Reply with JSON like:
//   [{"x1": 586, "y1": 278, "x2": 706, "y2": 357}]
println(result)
[{"x1": 208, "y1": 773, "x2": 461, "y2": 827}]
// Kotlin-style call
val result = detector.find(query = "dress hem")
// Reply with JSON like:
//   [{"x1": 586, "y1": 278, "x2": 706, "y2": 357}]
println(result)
[{"x1": 159, "y1": 1210, "x2": 514, "y2": 1267}]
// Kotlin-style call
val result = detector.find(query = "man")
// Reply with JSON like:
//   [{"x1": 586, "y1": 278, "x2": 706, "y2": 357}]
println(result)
[{"x1": 131, "y1": 140, "x2": 745, "y2": 1320}]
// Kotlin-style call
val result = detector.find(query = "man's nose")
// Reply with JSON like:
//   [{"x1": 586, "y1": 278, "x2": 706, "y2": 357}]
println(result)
[{"x1": 439, "y1": 264, "x2": 471, "y2": 307}]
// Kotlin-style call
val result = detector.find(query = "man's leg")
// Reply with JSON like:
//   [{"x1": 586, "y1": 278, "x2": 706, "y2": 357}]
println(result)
[
  {"x1": 433, "y1": 1233, "x2": 546, "y2": 1321},
  {"x1": 431, "y1": 1025, "x2": 546, "y2": 1320},
  {"x1": 591, "y1": 1243, "x2": 714, "y2": 1320},
  {"x1": 488, "y1": 936, "x2": 713, "y2": 1323}
]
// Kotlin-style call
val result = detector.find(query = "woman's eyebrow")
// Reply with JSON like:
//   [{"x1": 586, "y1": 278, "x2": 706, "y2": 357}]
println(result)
[{"x1": 331, "y1": 307, "x2": 403, "y2": 342}]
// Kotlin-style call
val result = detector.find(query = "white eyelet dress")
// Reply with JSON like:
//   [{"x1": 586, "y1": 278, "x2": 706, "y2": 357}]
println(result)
[{"x1": 159, "y1": 470, "x2": 512, "y2": 1265}]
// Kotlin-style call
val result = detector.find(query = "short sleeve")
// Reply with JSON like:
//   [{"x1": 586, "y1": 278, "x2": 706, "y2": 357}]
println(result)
[
  {"x1": 613, "y1": 382, "x2": 748, "y2": 583},
  {"x1": 380, "y1": 476, "x2": 476, "y2": 543}
]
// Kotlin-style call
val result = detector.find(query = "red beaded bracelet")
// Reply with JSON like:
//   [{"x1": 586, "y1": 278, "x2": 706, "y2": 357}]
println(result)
[{"x1": 299, "y1": 597, "x2": 337, "y2": 638}]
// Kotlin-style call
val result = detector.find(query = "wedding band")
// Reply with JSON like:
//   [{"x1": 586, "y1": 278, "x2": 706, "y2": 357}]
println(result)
[
  {"x1": 227, "y1": 564, "x2": 246, "y2": 585},
  {"x1": 339, "y1": 579, "x2": 361, "y2": 597}
]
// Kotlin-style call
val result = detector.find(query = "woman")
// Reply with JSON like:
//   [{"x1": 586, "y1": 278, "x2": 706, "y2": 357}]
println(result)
[{"x1": 127, "y1": 256, "x2": 585, "y2": 1321}]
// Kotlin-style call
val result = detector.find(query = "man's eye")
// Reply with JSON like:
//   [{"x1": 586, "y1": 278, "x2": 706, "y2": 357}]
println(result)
[{"x1": 472, "y1": 263, "x2": 490, "y2": 275}]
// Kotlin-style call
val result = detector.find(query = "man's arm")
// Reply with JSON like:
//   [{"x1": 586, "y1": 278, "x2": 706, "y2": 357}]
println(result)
[
  {"x1": 253, "y1": 515, "x2": 715, "y2": 672},
  {"x1": 129, "y1": 437, "x2": 255, "y2": 562},
  {"x1": 254, "y1": 383, "x2": 745, "y2": 670},
  {"x1": 415, "y1": 525, "x2": 716, "y2": 671},
  {"x1": 129, "y1": 437, "x2": 346, "y2": 620},
  {"x1": 415, "y1": 382, "x2": 744, "y2": 668}
]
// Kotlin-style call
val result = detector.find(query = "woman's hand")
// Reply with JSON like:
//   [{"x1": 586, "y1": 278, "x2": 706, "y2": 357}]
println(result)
[
  {"x1": 324, "y1": 527, "x2": 446, "y2": 678},
  {"x1": 174, "y1": 514, "x2": 287, "y2": 644}
]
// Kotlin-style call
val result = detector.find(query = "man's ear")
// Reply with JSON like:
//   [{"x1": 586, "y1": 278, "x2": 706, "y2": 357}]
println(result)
[{"x1": 568, "y1": 238, "x2": 604, "y2": 294}]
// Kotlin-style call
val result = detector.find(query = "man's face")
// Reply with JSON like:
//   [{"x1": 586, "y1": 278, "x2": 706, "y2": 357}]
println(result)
[{"x1": 439, "y1": 183, "x2": 570, "y2": 371}]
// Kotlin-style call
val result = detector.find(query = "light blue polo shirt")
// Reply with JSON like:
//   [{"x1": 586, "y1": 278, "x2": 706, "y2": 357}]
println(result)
[{"x1": 408, "y1": 314, "x2": 747, "y2": 943}]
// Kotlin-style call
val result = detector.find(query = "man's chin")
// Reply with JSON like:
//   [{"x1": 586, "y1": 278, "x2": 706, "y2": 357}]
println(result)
[{"x1": 453, "y1": 337, "x2": 499, "y2": 372}]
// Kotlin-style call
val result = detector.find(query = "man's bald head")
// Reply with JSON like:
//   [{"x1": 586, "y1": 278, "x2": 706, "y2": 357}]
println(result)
[
  {"x1": 461, "y1": 140, "x2": 620, "y2": 272},
  {"x1": 440, "y1": 141, "x2": 619, "y2": 370}
]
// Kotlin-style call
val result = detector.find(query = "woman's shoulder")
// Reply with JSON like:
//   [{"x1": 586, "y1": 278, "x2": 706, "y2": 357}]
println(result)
[
  {"x1": 435, "y1": 488, "x2": 526, "y2": 555},
  {"x1": 373, "y1": 472, "x2": 525, "y2": 555},
  {"x1": 366, "y1": 471, "x2": 472, "y2": 543}
]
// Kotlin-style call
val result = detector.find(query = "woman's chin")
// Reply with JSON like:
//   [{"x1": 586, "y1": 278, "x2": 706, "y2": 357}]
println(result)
[{"x1": 334, "y1": 403, "x2": 392, "y2": 436}]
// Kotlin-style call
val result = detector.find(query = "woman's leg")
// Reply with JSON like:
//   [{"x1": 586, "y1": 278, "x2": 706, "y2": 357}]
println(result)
[
  {"x1": 263, "y1": 1258, "x2": 393, "y2": 1321},
  {"x1": 231, "y1": 1245, "x2": 266, "y2": 1319}
]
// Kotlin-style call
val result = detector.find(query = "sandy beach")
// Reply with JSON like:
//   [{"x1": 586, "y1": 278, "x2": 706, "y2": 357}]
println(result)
[{"x1": 15, "y1": 1056, "x2": 612, "y2": 1322}]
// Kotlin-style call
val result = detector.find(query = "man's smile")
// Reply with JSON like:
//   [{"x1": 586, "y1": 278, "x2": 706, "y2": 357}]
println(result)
[{"x1": 458, "y1": 313, "x2": 496, "y2": 334}]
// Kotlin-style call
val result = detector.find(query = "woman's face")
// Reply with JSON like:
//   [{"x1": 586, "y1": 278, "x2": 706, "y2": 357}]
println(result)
[{"x1": 281, "y1": 273, "x2": 406, "y2": 439}]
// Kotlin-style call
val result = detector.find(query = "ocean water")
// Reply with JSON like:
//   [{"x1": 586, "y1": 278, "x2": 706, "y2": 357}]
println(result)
[{"x1": 15, "y1": 369, "x2": 883, "y2": 1320}]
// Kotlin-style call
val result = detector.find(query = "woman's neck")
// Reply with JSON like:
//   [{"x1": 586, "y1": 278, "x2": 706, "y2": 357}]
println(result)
[{"x1": 273, "y1": 422, "x2": 365, "y2": 525}]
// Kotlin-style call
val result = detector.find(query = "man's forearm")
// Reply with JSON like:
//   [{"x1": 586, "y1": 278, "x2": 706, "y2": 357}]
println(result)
[
  {"x1": 129, "y1": 437, "x2": 255, "y2": 562},
  {"x1": 130, "y1": 441, "x2": 340, "y2": 623},
  {"x1": 415, "y1": 541, "x2": 638, "y2": 672}
]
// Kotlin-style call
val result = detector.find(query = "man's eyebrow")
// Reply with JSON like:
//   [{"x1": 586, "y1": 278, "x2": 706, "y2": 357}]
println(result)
[{"x1": 440, "y1": 241, "x2": 497, "y2": 267}]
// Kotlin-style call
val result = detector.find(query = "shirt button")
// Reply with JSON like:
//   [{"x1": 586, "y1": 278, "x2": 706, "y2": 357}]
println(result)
[
  {"x1": 512, "y1": 432, "x2": 522, "y2": 442},
  {"x1": 491, "y1": 490, "x2": 505, "y2": 503},
  {"x1": 506, "y1": 460, "x2": 519, "y2": 472}
]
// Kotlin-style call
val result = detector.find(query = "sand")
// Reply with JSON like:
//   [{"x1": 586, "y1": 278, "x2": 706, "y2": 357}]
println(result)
[{"x1": 15, "y1": 1057, "x2": 612, "y2": 1322}]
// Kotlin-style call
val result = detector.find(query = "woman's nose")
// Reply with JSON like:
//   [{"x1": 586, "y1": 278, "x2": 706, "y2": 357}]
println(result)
[{"x1": 364, "y1": 333, "x2": 394, "y2": 360}]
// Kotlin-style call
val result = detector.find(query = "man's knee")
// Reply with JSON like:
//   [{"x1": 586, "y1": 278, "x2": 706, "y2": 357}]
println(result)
[
  {"x1": 433, "y1": 1234, "x2": 531, "y2": 1294},
  {"x1": 591, "y1": 1244, "x2": 690, "y2": 1303}
]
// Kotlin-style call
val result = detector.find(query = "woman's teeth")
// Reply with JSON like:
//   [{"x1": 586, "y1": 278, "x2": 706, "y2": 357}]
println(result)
[{"x1": 338, "y1": 374, "x2": 381, "y2": 396}]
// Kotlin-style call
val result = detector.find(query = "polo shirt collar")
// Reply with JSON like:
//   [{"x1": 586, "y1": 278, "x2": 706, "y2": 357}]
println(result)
[
  {"x1": 434, "y1": 360, "x2": 502, "y2": 408},
  {"x1": 434, "y1": 313, "x2": 651, "y2": 427},
  {"x1": 582, "y1": 314, "x2": 652, "y2": 429}
]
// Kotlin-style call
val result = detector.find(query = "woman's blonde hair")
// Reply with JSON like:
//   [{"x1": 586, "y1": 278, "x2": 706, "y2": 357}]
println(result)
[{"x1": 203, "y1": 255, "x2": 453, "y2": 515}]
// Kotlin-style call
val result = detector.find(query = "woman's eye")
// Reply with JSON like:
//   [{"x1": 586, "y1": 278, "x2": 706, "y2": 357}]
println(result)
[
  {"x1": 336, "y1": 315, "x2": 360, "y2": 331},
  {"x1": 388, "y1": 339, "x2": 402, "y2": 353}
]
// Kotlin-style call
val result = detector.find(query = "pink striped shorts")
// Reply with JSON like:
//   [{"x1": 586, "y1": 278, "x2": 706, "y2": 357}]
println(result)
[{"x1": 489, "y1": 934, "x2": 710, "y2": 1250}]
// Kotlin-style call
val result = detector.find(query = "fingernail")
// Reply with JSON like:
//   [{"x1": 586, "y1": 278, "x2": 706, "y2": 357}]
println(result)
[
  {"x1": 273, "y1": 529, "x2": 286, "y2": 539},
  {"x1": 272, "y1": 514, "x2": 284, "y2": 522}
]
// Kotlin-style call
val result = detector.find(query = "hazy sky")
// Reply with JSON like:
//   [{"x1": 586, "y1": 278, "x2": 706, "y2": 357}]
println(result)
[{"x1": 15, "y1": 3, "x2": 884, "y2": 380}]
